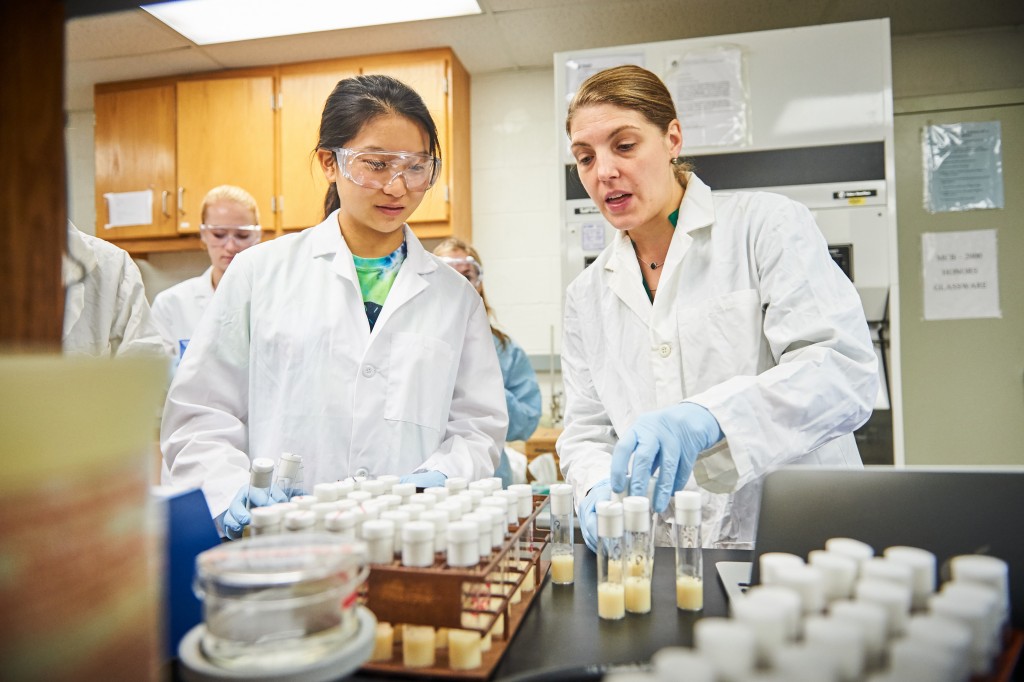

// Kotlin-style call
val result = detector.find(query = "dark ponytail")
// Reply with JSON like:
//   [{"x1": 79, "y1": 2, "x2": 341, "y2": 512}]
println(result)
[{"x1": 315, "y1": 74, "x2": 440, "y2": 220}]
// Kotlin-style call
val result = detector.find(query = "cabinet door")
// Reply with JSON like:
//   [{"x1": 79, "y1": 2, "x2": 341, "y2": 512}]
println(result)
[
  {"x1": 279, "y1": 62, "x2": 360, "y2": 231},
  {"x1": 359, "y1": 54, "x2": 450, "y2": 225},
  {"x1": 94, "y1": 84, "x2": 177, "y2": 239},
  {"x1": 176, "y1": 76, "x2": 275, "y2": 233}
]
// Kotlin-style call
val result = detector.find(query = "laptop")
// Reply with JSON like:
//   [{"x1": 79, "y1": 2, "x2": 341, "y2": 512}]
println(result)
[{"x1": 716, "y1": 466, "x2": 1024, "y2": 628}]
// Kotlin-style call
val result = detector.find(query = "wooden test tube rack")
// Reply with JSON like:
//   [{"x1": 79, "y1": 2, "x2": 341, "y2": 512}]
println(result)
[{"x1": 359, "y1": 495, "x2": 551, "y2": 679}]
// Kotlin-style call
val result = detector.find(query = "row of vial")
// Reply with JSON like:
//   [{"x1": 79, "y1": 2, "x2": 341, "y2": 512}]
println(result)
[
  {"x1": 547, "y1": 485, "x2": 704, "y2": 621},
  {"x1": 369, "y1": 611, "x2": 523, "y2": 671},
  {"x1": 606, "y1": 538, "x2": 1011, "y2": 682},
  {"x1": 247, "y1": 469, "x2": 537, "y2": 569}
]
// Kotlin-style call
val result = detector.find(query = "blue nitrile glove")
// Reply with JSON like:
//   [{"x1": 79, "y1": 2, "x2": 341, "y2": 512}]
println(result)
[
  {"x1": 579, "y1": 479, "x2": 612, "y2": 553},
  {"x1": 223, "y1": 483, "x2": 288, "y2": 539},
  {"x1": 399, "y1": 470, "x2": 448, "y2": 490},
  {"x1": 610, "y1": 403, "x2": 723, "y2": 513}
]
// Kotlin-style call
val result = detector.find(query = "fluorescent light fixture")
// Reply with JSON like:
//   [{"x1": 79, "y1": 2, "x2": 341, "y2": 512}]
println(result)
[{"x1": 142, "y1": 0, "x2": 482, "y2": 45}]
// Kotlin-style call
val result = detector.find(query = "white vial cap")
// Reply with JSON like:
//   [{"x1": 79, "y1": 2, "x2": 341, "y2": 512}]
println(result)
[
  {"x1": 398, "y1": 503, "x2": 426, "y2": 520},
  {"x1": 622, "y1": 495, "x2": 650, "y2": 532},
  {"x1": 402, "y1": 520, "x2": 435, "y2": 543},
  {"x1": 549, "y1": 484, "x2": 573, "y2": 516},
  {"x1": 420, "y1": 509, "x2": 449, "y2": 532},
  {"x1": 250, "y1": 505, "x2": 283, "y2": 528},
  {"x1": 674, "y1": 490, "x2": 701, "y2": 527},
  {"x1": 362, "y1": 519, "x2": 396, "y2": 540},
  {"x1": 360, "y1": 479, "x2": 387, "y2": 496},
  {"x1": 292, "y1": 494, "x2": 317, "y2": 510},
  {"x1": 435, "y1": 499, "x2": 463, "y2": 521},
  {"x1": 377, "y1": 493, "x2": 402, "y2": 511},
  {"x1": 484, "y1": 477, "x2": 504, "y2": 492},
  {"x1": 445, "y1": 476, "x2": 469, "y2": 492},
  {"x1": 392, "y1": 482, "x2": 416, "y2": 500},
  {"x1": 447, "y1": 519, "x2": 479, "y2": 542},
  {"x1": 277, "y1": 452, "x2": 302, "y2": 478},
  {"x1": 469, "y1": 479, "x2": 492, "y2": 493},
  {"x1": 332, "y1": 479, "x2": 355, "y2": 497},
  {"x1": 597, "y1": 501, "x2": 624, "y2": 538},
  {"x1": 249, "y1": 457, "x2": 275, "y2": 488},
  {"x1": 313, "y1": 482, "x2": 339, "y2": 502},
  {"x1": 311, "y1": 502, "x2": 337, "y2": 520},
  {"x1": 883, "y1": 546, "x2": 937, "y2": 609},
  {"x1": 824, "y1": 537, "x2": 874, "y2": 566},
  {"x1": 409, "y1": 493, "x2": 436, "y2": 510},
  {"x1": 347, "y1": 490, "x2": 372, "y2": 503},
  {"x1": 375, "y1": 474, "x2": 400, "y2": 493},
  {"x1": 423, "y1": 486, "x2": 449, "y2": 503},
  {"x1": 507, "y1": 484, "x2": 534, "y2": 517},
  {"x1": 650, "y1": 647, "x2": 716, "y2": 682},
  {"x1": 283, "y1": 509, "x2": 315, "y2": 531},
  {"x1": 324, "y1": 510, "x2": 357, "y2": 532}
]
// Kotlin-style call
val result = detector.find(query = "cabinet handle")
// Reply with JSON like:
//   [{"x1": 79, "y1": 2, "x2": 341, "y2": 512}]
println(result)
[
  {"x1": 177, "y1": 187, "x2": 185, "y2": 215},
  {"x1": 161, "y1": 190, "x2": 171, "y2": 218}
]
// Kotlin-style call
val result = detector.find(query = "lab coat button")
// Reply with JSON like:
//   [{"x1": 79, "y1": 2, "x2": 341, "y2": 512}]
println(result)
[
  {"x1": 658, "y1": 343, "x2": 672, "y2": 358},
  {"x1": 362, "y1": 365, "x2": 375, "y2": 378},
  {"x1": 354, "y1": 467, "x2": 370, "y2": 479}
]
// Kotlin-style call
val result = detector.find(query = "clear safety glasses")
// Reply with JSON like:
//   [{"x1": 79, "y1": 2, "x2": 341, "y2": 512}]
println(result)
[
  {"x1": 439, "y1": 256, "x2": 483, "y2": 285},
  {"x1": 199, "y1": 225, "x2": 262, "y2": 247},
  {"x1": 332, "y1": 148, "x2": 441, "y2": 192}
]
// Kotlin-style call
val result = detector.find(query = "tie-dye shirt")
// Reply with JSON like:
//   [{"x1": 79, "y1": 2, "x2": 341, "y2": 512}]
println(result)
[{"x1": 352, "y1": 241, "x2": 407, "y2": 330}]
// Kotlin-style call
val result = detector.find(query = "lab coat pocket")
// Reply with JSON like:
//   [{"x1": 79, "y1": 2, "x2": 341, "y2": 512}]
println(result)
[
  {"x1": 384, "y1": 332, "x2": 455, "y2": 429},
  {"x1": 678, "y1": 289, "x2": 765, "y2": 391}
]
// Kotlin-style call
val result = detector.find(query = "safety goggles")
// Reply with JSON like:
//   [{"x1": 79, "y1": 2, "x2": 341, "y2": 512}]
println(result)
[
  {"x1": 199, "y1": 225, "x2": 262, "y2": 247},
  {"x1": 439, "y1": 256, "x2": 483, "y2": 285},
  {"x1": 332, "y1": 147, "x2": 441, "y2": 192}
]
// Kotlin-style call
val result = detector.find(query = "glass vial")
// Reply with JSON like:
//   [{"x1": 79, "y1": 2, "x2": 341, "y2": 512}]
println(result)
[
  {"x1": 275, "y1": 452, "x2": 303, "y2": 499},
  {"x1": 548, "y1": 484, "x2": 574, "y2": 585},
  {"x1": 596, "y1": 501, "x2": 625, "y2": 620},
  {"x1": 622, "y1": 495, "x2": 652, "y2": 613},
  {"x1": 674, "y1": 490, "x2": 703, "y2": 611},
  {"x1": 246, "y1": 457, "x2": 275, "y2": 509}
]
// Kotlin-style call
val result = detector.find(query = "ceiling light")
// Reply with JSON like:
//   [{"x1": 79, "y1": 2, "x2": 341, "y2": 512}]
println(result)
[{"x1": 141, "y1": 0, "x2": 482, "y2": 45}]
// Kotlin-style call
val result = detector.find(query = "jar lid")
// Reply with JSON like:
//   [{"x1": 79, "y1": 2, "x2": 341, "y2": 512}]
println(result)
[
  {"x1": 447, "y1": 520, "x2": 478, "y2": 542},
  {"x1": 324, "y1": 510, "x2": 357, "y2": 532},
  {"x1": 549, "y1": 484, "x2": 573, "y2": 516},
  {"x1": 597, "y1": 501, "x2": 624, "y2": 537},
  {"x1": 402, "y1": 520, "x2": 435, "y2": 542},
  {"x1": 361, "y1": 519, "x2": 396, "y2": 540},
  {"x1": 622, "y1": 496, "x2": 650, "y2": 531},
  {"x1": 250, "y1": 506, "x2": 284, "y2": 527},
  {"x1": 284, "y1": 510, "x2": 316, "y2": 530},
  {"x1": 674, "y1": 490, "x2": 701, "y2": 526},
  {"x1": 251, "y1": 457, "x2": 275, "y2": 474}
]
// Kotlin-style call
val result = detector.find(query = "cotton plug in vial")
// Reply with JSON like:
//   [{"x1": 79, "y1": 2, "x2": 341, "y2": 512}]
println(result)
[
  {"x1": 622, "y1": 495, "x2": 653, "y2": 614},
  {"x1": 275, "y1": 452, "x2": 303, "y2": 499},
  {"x1": 674, "y1": 490, "x2": 703, "y2": 611},
  {"x1": 596, "y1": 501, "x2": 625, "y2": 620},
  {"x1": 246, "y1": 457, "x2": 276, "y2": 510},
  {"x1": 548, "y1": 484, "x2": 574, "y2": 585}
]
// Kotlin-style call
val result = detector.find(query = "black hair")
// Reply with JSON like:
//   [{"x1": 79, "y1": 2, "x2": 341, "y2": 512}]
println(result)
[{"x1": 316, "y1": 74, "x2": 441, "y2": 220}]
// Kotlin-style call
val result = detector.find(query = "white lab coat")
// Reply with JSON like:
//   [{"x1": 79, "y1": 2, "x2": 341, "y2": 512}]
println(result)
[
  {"x1": 161, "y1": 213, "x2": 509, "y2": 517},
  {"x1": 557, "y1": 174, "x2": 877, "y2": 548},
  {"x1": 151, "y1": 267, "x2": 214, "y2": 358},
  {"x1": 62, "y1": 222, "x2": 172, "y2": 359}
]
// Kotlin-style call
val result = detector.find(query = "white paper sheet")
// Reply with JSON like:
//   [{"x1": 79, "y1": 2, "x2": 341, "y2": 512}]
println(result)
[
  {"x1": 922, "y1": 229, "x2": 1001, "y2": 321},
  {"x1": 665, "y1": 45, "x2": 749, "y2": 148},
  {"x1": 103, "y1": 190, "x2": 153, "y2": 229}
]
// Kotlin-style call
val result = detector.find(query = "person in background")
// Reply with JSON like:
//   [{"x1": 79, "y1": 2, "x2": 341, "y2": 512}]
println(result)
[
  {"x1": 434, "y1": 237, "x2": 542, "y2": 487},
  {"x1": 161, "y1": 75, "x2": 507, "y2": 538},
  {"x1": 63, "y1": 220, "x2": 171, "y2": 358},
  {"x1": 151, "y1": 185, "x2": 262, "y2": 360},
  {"x1": 558, "y1": 65, "x2": 878, "y2": 551}
]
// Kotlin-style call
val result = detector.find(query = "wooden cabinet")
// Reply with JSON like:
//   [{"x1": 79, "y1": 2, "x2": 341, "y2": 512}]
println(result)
[
  {"x1": 94, "y1": 49, "x2": 471, "y2": 253},
  {"x1": 176, "y1": 74, "x2": 276, "y2": 233},
  {"x1": 94, "y1": 84, "x2": 177, "y2": 239},
  {"x1": 278, "y1": 60, "x2": 360, "y2": 231}
]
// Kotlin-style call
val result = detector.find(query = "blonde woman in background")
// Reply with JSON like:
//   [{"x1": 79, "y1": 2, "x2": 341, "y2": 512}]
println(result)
[
  {"x1": 151, "y1": 185, "x2": 262, "y2": 359},
  {"x1": 434, "y1": 238, "x2": 542, "y2": 487}
]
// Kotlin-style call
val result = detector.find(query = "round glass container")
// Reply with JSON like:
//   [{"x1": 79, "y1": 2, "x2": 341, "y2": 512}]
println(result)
[{"x1": 193, "y1": 533, "x2": 368, "y2": 670}]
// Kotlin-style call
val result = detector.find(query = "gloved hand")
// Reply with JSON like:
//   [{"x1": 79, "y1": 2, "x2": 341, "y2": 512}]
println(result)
[
  {"x1": 579, "y1": 479, "x2": 612, "y2": 553},
  {"x1": 611, "y1": 403, "x2": 723, "y2": 513},
  {"x1": 399, "y1": 470, "x2": 447, "y2": 490},
  {"x1": 223, "y1": 483, "x2": 288, "y2": 539}
]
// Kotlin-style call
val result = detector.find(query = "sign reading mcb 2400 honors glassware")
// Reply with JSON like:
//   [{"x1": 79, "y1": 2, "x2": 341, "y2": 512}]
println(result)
[{"x1": 922, "y1": 229, "x2": 1001, "y2": 321}]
